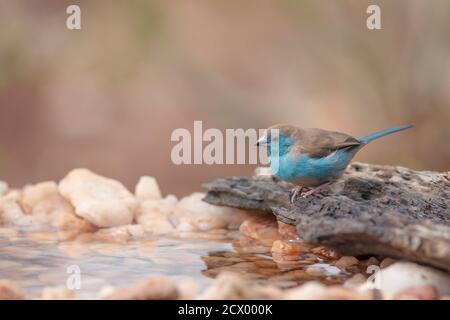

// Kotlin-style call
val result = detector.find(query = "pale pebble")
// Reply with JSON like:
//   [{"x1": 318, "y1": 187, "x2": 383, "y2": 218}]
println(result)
[
  {"x1": 58, "y1": 169, "x2": 137, "y2": 227},
  {"x1": 170, "y1": 192, "x2": 253, "y2": 232},
  {"x1": 361, "y1": 262, "x2": 450, "y2": 299},
  {"x1": 134, "y1": 176, "x2": 162, "y2": 202}
]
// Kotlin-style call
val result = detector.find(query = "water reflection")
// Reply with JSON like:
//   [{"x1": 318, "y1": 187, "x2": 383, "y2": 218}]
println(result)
[{"x1": 0, "y1": 228, "x2": 356, "y2": 299}]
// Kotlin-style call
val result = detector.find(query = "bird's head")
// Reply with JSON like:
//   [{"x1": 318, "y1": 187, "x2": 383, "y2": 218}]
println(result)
[{"x1": 256, "y1": 124, "x2": 298, "y2": 155}]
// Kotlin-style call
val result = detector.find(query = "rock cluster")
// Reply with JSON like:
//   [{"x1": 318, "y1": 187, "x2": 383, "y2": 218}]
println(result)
[
  {"x1": 0, "y1": 168, "x2": 257, "y2": 243},
  {"x1": 1, "y1": 165, "x2": 449, "y2": 300}
]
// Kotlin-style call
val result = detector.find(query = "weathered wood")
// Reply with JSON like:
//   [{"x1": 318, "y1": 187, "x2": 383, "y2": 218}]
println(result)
[{"x1": 203, "y1": 163, "x2": 450, "y2": 271}]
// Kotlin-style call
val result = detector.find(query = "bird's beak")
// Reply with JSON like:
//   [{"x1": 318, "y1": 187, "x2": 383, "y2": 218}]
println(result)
[{"x1": 255, "y1": 135, "x2": 268, "y2": 147}]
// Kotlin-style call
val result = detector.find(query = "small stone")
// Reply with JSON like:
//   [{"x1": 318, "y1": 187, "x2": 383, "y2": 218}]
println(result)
[
  {"x1": 0, "y1": 280, "x2": 25, "y2": 300},
  {"x1": 311, "y1": 246, "x2": 342, "y2": 260},
  {"x1": 42, "y1": 287, "x2": 75, "y2": 300},
  {"x1": 308, "y1": 263, "x2": 341, "y2": 276},
  {"x1": 175, "y1": 279, "x2": 199, "y2": 300},
  {"x1": 58, "y1": 169, "x2": 137, "y2": 227},
  {"x1": 105, "y1": 277, "x2": 178, "y2": 300},
  {"x1": 198, "y1": 272, "x2": 282, "y2": 299},
  {"x1": 361, "y1": 262, "x2": 450, "y2": 299},
  {"x1": 170, "y1": 192, "x2": 251, "y2": 231},
  {"x1": 0, "y1": 192, "x2": 36, "y2": 227},
  {"x1": 364, "y1": 257, "x2": 380, "y2": 267},
  {"x1": 159, "y1": 195, "x2": 178, "y2": 214},
  {"x1": 393, "y1": 285, "x2": 439, "y2": 300},
  {"x1": 135, "y1": 195, "x2": 177, "y2": 234},
  {"x1": 284, "y1": 281, "x2": 371, "y2": 300},
  {"x1": 239, "y1": 216, "x2": 279, "y2": 246},
  {"x1": 380, "y1": 257, "x2": 397, "y2": 268},
  {"x1": 306, "y1": 265, "x2": 326, "y2": 276},
  {"x1": 22, "y1": 181, "x2": 95, "y2": 237},
  {"x1": 21, "y1": 181, "x2": 59, "y2": 212},
  {"x1": 54, "y1": 210, "x2": 96, "y2": 240},
  {"x1": 343, "y1": 274, "x2": 367, "y2": 289},
  {"x1": 227, "y1": 210, "x2": 260, "y2": 230},
  {"x1": 271, "y1": 240, "x2": 315, "y2": 258},
  {"x1": 134, "y1": 176, "x2": 162, "y2": 202},
  {"x1": 0, "y1": 181, "x2": 8, "y2": 197},
  {"x1": 334, "y1": 256, "x2": 359, "y2": 270},
  {"x1": 202, "y1": 256, "x2": 243, "y2": 269},
  {"x1": 277, "y1": 221, "x2": 298, "y2": 240},
  {"x1": 234, "y1": 237, "x2": 272, "y2": 254}
]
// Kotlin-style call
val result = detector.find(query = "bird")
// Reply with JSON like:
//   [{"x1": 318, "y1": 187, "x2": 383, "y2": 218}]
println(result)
[{"x1": 256, "y1": 124, "x2": 412, "y2": 203}]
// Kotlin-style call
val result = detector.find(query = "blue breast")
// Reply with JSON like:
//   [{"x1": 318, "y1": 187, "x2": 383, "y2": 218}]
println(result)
[{"x1": 270, "y1": 149, "x2": 354, "y2": 184}]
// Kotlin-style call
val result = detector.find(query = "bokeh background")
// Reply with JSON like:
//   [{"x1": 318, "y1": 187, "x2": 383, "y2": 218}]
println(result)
[{"x1": 0, "y1": 0, "x2": 449, "y2": 196}]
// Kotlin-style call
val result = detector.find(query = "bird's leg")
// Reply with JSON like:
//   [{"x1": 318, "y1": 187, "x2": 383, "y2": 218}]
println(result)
[
  {"x1": 301, "y1": 182, "x2": 332, "y2": 198},
  {"x1": 289, "y1": 186, "x2": 303, "y2": 204}
]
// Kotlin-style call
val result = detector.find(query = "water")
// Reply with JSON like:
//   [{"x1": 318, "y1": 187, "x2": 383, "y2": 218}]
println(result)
[{"x1": 0, "y1": 228, "x2": 355, "y2": 299}]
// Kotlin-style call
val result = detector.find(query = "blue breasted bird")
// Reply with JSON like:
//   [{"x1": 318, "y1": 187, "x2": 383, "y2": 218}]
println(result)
[{"x1": 256, "y1": 124, "x2": 412, "y2": 202}]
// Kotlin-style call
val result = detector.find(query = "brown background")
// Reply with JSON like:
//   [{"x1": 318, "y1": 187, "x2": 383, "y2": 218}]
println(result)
[{"x1": 0, "y1": 0, "x2": 449, "y2": 196}]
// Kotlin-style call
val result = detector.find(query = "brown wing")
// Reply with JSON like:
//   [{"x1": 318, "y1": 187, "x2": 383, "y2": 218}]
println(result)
[{"x1": 291, "y1": 128, "x2": 362, "y2": 158}]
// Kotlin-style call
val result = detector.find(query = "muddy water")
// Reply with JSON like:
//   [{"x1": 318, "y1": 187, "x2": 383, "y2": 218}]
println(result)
[{"x1": 0, "y1": 228, "x2": 354, "y2": 299}]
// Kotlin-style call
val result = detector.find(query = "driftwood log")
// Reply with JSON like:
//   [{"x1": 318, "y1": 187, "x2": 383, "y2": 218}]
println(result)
[{"x1": 203, "y1": 163, "x2": 450, "y2": 271}]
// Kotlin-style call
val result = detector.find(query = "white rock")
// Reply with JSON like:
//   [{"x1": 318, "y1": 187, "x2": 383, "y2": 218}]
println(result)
[
  {"x1": 198, "y1": 272, "x2": 282, "y2": 299},
  {"x1": 344, "y1": 274, "x2": 367, "y2": 289},
  {"x1": 170, "y1": 192, "x2": 253, "y2": 232},
  {"x1": 135, "y1": 195, "x2": 177, "y2": 234},
  {"x1": 284, "y1": 281, "x2": 371, "y2": 300},
  {"x1": 0, "y1": 191, "x2": 36, "y2": 228},
  {"x1": 135, "y1": 176, "x2": 162, "y2": 202},
  {"x1": 22, "y1": 181, "x2": 59, "y2": 211},
  {"x1": 104, "y1": 276, "x2": 178, "y2": 300},
  {"x1": 176, "y1": 278, "x2": 199, "y2": 300},
  {"x1": 0, "y1": 182, "x2": 94, "y2": 237},
  {"x1": 23, "y1": 181, "x2": 94, "y2": 236},
  {"x1": 58, "y1": 169, "x2": 137, "y2": 228},
  {"x1": 0, "y1": 181, "x2": 8, "y2": 196},
  {"x1": 307, "y1": 263, "x2": 341, "y2": 277},
  {"x1": 360, "y1": 262, "x2": 450, "y2": 299}
]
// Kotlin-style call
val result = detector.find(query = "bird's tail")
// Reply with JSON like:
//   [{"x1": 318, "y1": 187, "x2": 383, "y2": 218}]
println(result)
[{"x1": 358, "y1": 125, "x2": 413, "y2": 144}]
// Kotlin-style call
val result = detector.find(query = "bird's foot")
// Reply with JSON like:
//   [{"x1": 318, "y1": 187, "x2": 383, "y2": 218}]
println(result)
[
  {"x1": 290, "y1": 182, "x2": 332, "y2": 203},
  {"x1": 289, "y1": 186, "x2": 303, "y2": 204},
  {"x1": 301, "y1": 182, "x2": 332, "y2": 198}
]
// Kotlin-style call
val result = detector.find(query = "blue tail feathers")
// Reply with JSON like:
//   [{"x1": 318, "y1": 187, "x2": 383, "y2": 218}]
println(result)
[{"x1": 358, "y1": 125, "x2": 413, "y2": 144}]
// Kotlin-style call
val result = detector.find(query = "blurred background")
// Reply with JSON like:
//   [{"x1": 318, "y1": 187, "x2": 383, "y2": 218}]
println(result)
[{"x1": 0, "y1": 0, "x2": 449, "y2": 196}]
